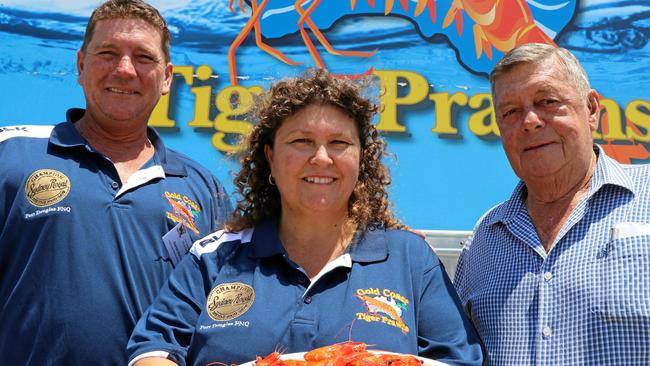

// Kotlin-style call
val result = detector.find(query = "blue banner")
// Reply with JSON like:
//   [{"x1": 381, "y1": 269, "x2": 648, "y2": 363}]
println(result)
[{"x1": 1, "y1": 0, "x2": 648, "y2": 229}]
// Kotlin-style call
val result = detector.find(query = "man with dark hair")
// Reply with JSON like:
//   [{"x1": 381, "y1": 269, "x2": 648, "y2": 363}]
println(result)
[
  {"x1": 454, "y1": 43, "x2": 650, "y2": 364},
  {"x1": 0, "y1": 1, "x2": 231, "y2": 364}
]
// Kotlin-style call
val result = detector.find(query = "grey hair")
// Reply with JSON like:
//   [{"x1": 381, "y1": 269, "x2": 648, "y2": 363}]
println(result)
[{"x1": 490, "y1": 43, "x2": 591, "y2": 104}]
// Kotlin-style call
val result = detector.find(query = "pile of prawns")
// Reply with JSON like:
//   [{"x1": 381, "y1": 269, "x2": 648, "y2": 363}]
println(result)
[{"x1": 254, "y1": 341, "x2": 424, "y2": 366}]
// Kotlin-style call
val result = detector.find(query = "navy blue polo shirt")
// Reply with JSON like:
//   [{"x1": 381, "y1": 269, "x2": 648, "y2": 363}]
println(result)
[
  {"x1": 0, "y1": 109, "x2": 231, "y2": 365},
  {"x1": 128, "y1": 221, "x2": 483, "y2": 366}
]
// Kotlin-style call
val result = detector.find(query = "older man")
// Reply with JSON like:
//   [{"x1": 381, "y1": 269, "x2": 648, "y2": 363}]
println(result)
[
  {"x1": 454, "y1": 43, "x2": 650, "y2": 364},
  {"x1": 0, "y1": 1, "x2": 230, "y2": 364}
]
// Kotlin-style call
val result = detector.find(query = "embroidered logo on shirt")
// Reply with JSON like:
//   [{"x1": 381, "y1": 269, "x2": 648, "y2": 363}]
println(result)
[
  {"x1": 354, "y1": 287, "x2": 410, "y2": 334},
  {"x1": 164, "y1": 192, "x2": 201, "y2": 234},
  {"x1": 25, "y1": 169, "x2": 71, "y2": 207},
  {"x1": 206, "y1": 282, "x2": 255, "y2": 321}
]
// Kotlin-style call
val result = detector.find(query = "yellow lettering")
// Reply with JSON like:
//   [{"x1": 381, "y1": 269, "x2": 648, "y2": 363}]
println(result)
[
  {"x1": 373, "y1": 70, "x2": 429, "y2": 133},
  {"x1": 626, "y1": 99, "x2": 650, "y2": 142},
  {"x1": 213, "y1": 85, "x2": 263, "y2": 152},
  {"x1": 597, "y1": 98, "x2": 626, "y2": 141},
  {"x1": 182, "y1": 196, "x2": 200, "y2": 211},
  {"x1": 467, "y1": 93, "x2": 499, "y2": 137},
  {"x1": 174, "y1": 65, "x2": 195, "y2": 84},
  {"x1": 148, "y1": 68, "x2": 647, "y2": 155},
  {"x1": 356, "y1": 313, "x2": 379, "y2": 322},
  {"x1": 188, "y1": 65, "x2": 215, "y2": 128},
  {"x1": 380, "y1": 289, "x2": 408, "y2": 305},
  {"x1": 149, "y1": 65, "x2": 194, "y2": 128},
  {"x1": 166, "y1": 212, "x2": 182, "y2": 222},
  {"x1": 381, "y1": 316, "x2": 396, "y2": 326},
  {"x1": 164, "y1": 192, "x2": 182, "y2": 200},
  {"x1": 429, "y1": 92, "x2": 468, "y2": 135},
  {"x1": 149, "y1": 95, "x2": 176, "y2": 127}
]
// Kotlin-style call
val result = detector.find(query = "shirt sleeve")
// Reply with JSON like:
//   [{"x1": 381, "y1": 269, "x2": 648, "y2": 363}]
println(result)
[
  {"x1": 453, "y1": 244, "x2": 471, "y2": 311},
  {"x1": 127, "y1": 254, "x2": 206, "y2": 366},
  {"x1": 453, "y1": 210, "x2": 491, "y2": 316},
  {"x1": 417, "y1": 247, "x2": 483, "y2": 365},
  {"x1": 208, "y1": 174, "x2": 233, "y2": 232}
]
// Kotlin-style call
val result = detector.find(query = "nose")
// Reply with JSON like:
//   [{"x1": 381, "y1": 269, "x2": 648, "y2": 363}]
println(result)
[
  {"x1": 521, "y1": 108, "x2": 544, "y2": 132},
  {"x1": 310, "y1": 145, "x2": 333, "y2": 166},
  {"x1": 114, "y1": 55, "x2": 136, "y2": 78}
]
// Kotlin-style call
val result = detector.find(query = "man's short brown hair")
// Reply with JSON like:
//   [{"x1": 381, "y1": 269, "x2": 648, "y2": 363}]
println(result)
[{"x1": 80, "y1": 0, "x2": 171, "y2": 62}]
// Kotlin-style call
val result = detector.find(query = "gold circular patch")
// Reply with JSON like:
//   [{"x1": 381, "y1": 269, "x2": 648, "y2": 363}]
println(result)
[
  {"x1": 206, "y1": 282, "x2": 255, "y2": 321},
  {"x1": 25, "y1": 169, "x2": 71, "y2": 207}
]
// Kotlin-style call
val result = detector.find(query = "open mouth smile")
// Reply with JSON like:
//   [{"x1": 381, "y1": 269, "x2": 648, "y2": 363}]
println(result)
[
  {"x1": 304, "y1": 177, "x2": 335, "y2": 184},
  {"x1": 107, "y1": 87, "x2": 138, "y2": 95}
]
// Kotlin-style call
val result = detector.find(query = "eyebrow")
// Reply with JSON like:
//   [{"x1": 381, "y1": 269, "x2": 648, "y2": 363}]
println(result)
[
  {"x1": 91, "y1": 41, "x2": 159, "y2": 55},
  {"x1": 283, "y1": 128, "x2": 357, "y2": 139}
]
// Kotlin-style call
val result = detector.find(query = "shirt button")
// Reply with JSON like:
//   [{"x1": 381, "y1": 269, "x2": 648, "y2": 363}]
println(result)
[
  {"x1": 297, "y1": 277, "x2": 306, "y2": 284},
  {"x1": 543, "y1": 271, "x2": 553, "y2": 281},
  {"x1": 542, "y1": 326, "x2": 552, "y2": 337},
  {"x1": 304, "y1": 296, "x2": 312, "y2": 304},
  {"x1": 111, "y1": 181, "x2": 119, "y2": 189}
]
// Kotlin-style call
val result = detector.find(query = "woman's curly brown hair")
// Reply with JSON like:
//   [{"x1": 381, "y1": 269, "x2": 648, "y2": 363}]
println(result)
[{"x1": 226, "y1": 69, "x2": 404, "y2": 232}]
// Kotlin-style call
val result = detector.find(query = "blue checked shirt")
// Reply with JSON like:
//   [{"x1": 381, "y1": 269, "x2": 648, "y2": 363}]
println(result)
[{"x1": 454, "y1": 146, "x2": 650, "y2": 365}]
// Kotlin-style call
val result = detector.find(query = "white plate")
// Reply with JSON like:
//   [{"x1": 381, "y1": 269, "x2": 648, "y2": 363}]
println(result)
[{"x1": 240, "y1": 351, "x2": 449, "y2": 366}]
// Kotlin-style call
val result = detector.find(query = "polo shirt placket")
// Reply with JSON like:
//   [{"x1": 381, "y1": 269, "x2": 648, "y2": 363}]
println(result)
[
  {"x1": 128, "y1": 221, "x2": 483, "y2": 366},
  {"x1": 455, "y1": 145, "x2": 650, "y2": 365},
  {"x1": 0, "y1": 109, "x2": 231, "y2": 365}
]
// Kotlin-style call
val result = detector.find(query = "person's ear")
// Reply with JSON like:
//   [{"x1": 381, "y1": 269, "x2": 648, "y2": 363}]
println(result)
[
  {"x1": 264, "y1": 144, "x2": 274, "y2": 167},
  {"x1": 76, "y1": 50, "x2": 85, "y2": 85},
  {"x1": 586, "y1": 89, "x2": 600, "y2": 132},
  {"x1": 161, "y1": 62, "x2": 173, "y2": 95}
]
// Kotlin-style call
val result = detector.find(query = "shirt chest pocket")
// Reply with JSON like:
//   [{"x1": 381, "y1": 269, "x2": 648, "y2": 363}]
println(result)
[{"x1": 593, "y1": 235, "x2": 650, "y2": 321}]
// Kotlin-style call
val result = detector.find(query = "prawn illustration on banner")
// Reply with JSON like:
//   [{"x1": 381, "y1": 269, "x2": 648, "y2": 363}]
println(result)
[
  {"x1": 3, "y1": 0, "x2": 650, "y2": 231},
  {"x1": 227, "y1": 0, "x2": 579, "y2": 84}
]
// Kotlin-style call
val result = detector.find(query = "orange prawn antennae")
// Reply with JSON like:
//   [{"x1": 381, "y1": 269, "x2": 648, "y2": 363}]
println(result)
[
  {"x1": 228, "y1": 0, "x2": 300, "y2": 85},
  {"x1": 295, "y1": 0, "x2": 377, "y2": 71}
]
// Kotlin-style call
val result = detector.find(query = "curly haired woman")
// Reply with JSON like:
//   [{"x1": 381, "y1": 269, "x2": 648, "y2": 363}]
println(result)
[{"x1": 127, "y1": 70, "x2": 483, "y2": 366}]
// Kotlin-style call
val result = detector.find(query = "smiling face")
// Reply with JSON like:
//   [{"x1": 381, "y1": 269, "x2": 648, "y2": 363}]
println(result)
[
  {"x1": 77, "y1": 18, "x2": 172, "y2": 128},
  {"x1": 493, "y1": 58, "x2": 600, "y2": 183},
  {"x1": 264, "y1": 104, "x2": 361, "y2": 219}
]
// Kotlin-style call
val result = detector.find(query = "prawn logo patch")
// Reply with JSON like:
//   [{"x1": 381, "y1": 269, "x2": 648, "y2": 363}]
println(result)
[
  {"x1": 164, "y1": 191, "x2": 201, "y2": 234},
  {"x1": 25, "y1": 169, "x2": 71, "y2": 207},
  {"x1": 206, "y1": 282, "x2": 255, "y2": 321},
  {"x1": 355, "y1": 287, "x2": 410, "y2": 334}
]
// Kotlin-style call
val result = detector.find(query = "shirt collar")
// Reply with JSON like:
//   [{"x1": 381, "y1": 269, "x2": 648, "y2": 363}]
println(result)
[
  {"x1": 348, "y1": 228, "x2": 389, "y2": 263},
  {"x1": 248, "y1": 220, "x2": 389, "y2": 263},
  {"x1": 487, "y1": 144, "x2": 636, "y2": 226},
  {"x1": 486, "y1": 181, "x2": 527, "y2": 226},
  {"x1": 49, "y1": 108, "x2": 187, "y2": 177},
  {"x1": 249, "y1": 220, "x2": 286, "y2": 258},
  {"x1": 48, "y1": 108, "x2": 87, "y2": 148},
  {"x1": 590, "y1": 144, "x2": 636, "y2": 196}
]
